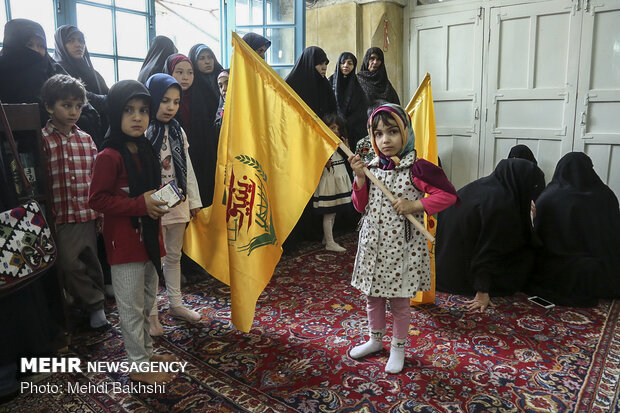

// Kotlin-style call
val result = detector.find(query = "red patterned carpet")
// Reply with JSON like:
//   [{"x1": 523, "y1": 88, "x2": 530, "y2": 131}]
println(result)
[{"x1": 2, "y1": 232, "x2": 619, "y2": 412}]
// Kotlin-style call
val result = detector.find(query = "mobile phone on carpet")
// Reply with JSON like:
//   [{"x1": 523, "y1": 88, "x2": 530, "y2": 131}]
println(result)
[{"x1": 528, "y1": 296, "x2": 555, "y2": 309}]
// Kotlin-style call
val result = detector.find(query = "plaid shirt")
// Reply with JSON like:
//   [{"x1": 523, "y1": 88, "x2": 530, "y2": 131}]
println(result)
[{"x1": 42, "y1": 121, "x2": 99, "y2": 224}]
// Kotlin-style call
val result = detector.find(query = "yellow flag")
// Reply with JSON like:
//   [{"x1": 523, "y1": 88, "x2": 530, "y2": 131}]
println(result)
[
  {"x1": 406, "y1": 73, "x2": 438, "y2": 305},
  {"x1": 184, "y1": 32, "x2": 339, "y2": 332}
]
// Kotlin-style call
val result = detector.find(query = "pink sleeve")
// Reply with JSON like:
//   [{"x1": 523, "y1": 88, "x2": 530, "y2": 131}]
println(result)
[
  {"x1": 413, "y1": 177, "x2": 457, "y2": 216},
  {"x1": 352, "y1": 177, "x2": 369, "y2": 212}
]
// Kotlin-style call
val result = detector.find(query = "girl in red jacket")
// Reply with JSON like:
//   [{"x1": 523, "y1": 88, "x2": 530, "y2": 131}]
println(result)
[{"x1": 89, "y1": 80, "x2": 173, "y2": 385}]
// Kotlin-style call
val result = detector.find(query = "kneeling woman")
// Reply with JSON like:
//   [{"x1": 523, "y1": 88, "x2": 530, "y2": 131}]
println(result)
[
  {"x1": 527, "y1": 152, "x2": 620, "y2": 306},
  {"x1": 435, "y1": 158, "x2": 545, "y2": 311}
]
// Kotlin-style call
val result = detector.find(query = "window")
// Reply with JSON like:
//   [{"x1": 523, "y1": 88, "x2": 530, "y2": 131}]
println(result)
[
  {"x1": 1, "y1": 0, "x2": 57, "y2": 49},
  {"x1": 73, "y1": 0, "x2": 152, "y2": 85},
  {"x1": 223, "y1": 0, "x2": 304, "y2": 77},
  {"x1": 155, "y1": 0, "x2": 221, "y2": 62}
]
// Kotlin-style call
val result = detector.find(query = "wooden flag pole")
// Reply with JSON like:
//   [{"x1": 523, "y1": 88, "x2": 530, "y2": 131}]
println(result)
[{"x1": 338, "y1": 142, "x2": 435, "y2": 242}]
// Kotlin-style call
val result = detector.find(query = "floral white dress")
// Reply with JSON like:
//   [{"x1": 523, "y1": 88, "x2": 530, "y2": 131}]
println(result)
[{"x1": 351, "y1": 152, "x2": 431, "y2": 297}]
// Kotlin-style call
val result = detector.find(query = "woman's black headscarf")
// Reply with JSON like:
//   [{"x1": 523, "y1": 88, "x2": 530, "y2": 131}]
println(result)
[
  {"x1": 328, "y1": 52, "x2": 368, "y2": 146},
  {"x1": 137, "y1": 36, "x2": 177, "y2": 84},
  {"x1": 285, "y1": 46, "x2": 337, "y2": 119},
  {"x1": 242, "y1": 33, "x2": 271, "y2": 53},
  {"x1": 357, "y1": 47, "x2": 400, "y2": 105},
  {"x1": 188, "y1": 44, "x2": 223, "y2": 114},
  {"x1": 508, "y1": 144, "x2": 537, "y2": 165},
  {"x1": 0, "y1": 19, "x2": 64, "y2": 104},
  {"x1": 528, "y1": 152, "x2": 620, "y2": 305},
  {"x1": 105, "y1": 80, "x2": 162, "y2": 276},
  {"x1": 436, "y1": 158, "x2": 545, "y2": 297},
  {"x1": 52, "y1": 25, "x2": 108, "y2": 95}
]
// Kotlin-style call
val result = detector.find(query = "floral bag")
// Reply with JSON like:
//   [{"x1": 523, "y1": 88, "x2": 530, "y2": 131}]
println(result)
[{"x1": 0, "y1": 101, "x2": 56, "y2": 296}]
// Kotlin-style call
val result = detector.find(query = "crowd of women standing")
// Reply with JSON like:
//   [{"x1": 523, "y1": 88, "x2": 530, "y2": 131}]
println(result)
[{"x1": 0, "y1": 18, "x2": 402, "y2": 207}]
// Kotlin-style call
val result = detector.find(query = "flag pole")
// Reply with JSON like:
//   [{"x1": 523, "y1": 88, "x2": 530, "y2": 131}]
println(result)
[{"x1": 338, "y1": 142, "x2": 435, "y2": 242}]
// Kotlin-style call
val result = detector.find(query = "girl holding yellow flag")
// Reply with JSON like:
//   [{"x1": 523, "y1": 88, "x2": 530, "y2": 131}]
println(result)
[{"x1": 347, "y1": 103, "x2": 457, "y2": 373}]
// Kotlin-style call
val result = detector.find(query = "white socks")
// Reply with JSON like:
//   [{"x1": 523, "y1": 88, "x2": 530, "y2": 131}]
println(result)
[
  {"x1": 385, "y1": 338, "x2": 406, "y2": 374},
  {"x1": 350, "y1": 337, "x2": 384, "y2": 359},
  {"x1": 89, "y1": 308, "x2": 108, "y2": 329},
  {"x1": 323, "y1": 213, "x2": 345, "y2": 252},
  {"x1": 350, "y1": 333, "x2": 407, "y2": 374},
  {"x1": 350, "y1": 330, "x2": 385, "y2": 359}
]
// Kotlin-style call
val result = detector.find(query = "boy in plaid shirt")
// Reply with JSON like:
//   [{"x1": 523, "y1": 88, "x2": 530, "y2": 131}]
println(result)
[{"x1": 41, "y1": 74, "x2": 108, "y2": 330}]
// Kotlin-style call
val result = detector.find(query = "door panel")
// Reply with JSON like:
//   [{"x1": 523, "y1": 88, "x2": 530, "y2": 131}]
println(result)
[
  {"x1": 484, "y1": 0, "x2": 581, "y2": 182},
  {"x1": 574, "y1": 1, "x2": 620, "y2": 196},
  {"x1": 409, "y1": 9, "x2": 484, "y2": 189}
]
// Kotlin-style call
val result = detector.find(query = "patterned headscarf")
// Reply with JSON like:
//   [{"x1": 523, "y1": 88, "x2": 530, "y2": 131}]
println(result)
[
  {"x1": 367, "y1": 103, "x2": 415, "y2": 167},
  {"x1": 145, "y1": 73, "x2": 187, "y2": 195},
  {"x1": 164, "y1": 54, "x2": 192, "y2": 74}
]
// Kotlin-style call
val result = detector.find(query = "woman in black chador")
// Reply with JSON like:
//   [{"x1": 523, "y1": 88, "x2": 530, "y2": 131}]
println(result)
[
  {"x1": 506, "y1": 143, "x2": 546, "y2": 189},
  {"x1": 52, "y1": 25, "x2": 108, "y2": 103},
  {"x1": 508, "y1": 144, "x2": 538, "y2": 164},
  {"x1": 356, "y1": 47, "x2": 400, "y2": 106},
  {"x1": 242, "y1": 33, "x2": 271, "y2": 60},
  {"x1": 52, "y1": 25, "x2": 108, "y2": 147},
  {"x1": 527, "y1": 152, "x2": 620, "y2": 307},
  {"x1": 284, "y1": 46, "x2": 337, "y2": 251},
  {"x1": 0, "y1": 23, "x2": 64, "y2": 396},
  {"x1": 285, "y1": 46, "x2": 337, "y2": 120},
  {"x1": 328, "y1": 52, "x2": 368, "y2": 152},
  {"x1": 188, "y1": 44, "x2": 223, "y2": 124},
  {"x1": 187, "y1": 44, "x2": 223, "y2": 207},
  {"x1": 0, "y1": 19, "x2": 64, "y2": 107},
  {"x1": 435, "y1": 158, "x2": 545, "y2": 311},
  {"x1": 137, "y1": 36, "x2": 177, "y2": 84}
]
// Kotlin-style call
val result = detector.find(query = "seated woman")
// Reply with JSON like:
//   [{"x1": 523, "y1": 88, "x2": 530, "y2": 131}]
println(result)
[
  {"x1": 527, "y1": 152, "x2": 620, "y2": 307},
  {"x1": 436, "y1": 158, "x2": 545, "y2": 311}
]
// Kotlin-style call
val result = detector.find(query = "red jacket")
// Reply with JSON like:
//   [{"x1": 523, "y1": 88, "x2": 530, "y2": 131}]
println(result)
[{"x1": 88, "y1": 148, "x2": 164, "y2": 265}]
